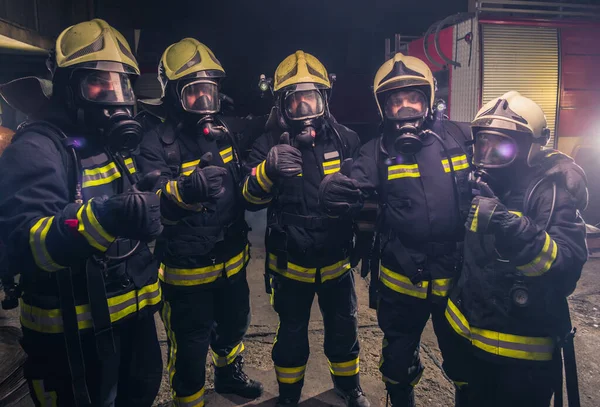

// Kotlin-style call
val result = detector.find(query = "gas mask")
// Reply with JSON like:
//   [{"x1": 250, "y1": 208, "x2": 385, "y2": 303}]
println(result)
[
  {"x1": 173, "y1": 79, "x2": 227, "y2": 141},
  {"x1": 382, "y1": 89, "x2": 430, "y2": 155},
  {"x1": 471, "y1": 129, "x2": 532, "y2": 192},
  {"x1": 74, "y1": 70, "x2": 143, "y2": 151},
  {"x1": 280, "y1": 84, "x2": 326, "y2": 147}
]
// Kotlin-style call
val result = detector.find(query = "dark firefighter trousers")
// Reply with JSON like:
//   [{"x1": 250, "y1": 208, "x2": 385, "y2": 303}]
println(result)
[
  {"x1": 271, "y1": 271, "x2": 360, "y2": 397},
  {"x1": 161, "y1": 271, "x2": 251, "y2": 405},
  {"x1": 23, "y1": 314, "x2": 162, "y2": 407},
  {"x1": 377, "y1": 285, "x2": 468, "y2": 394}
]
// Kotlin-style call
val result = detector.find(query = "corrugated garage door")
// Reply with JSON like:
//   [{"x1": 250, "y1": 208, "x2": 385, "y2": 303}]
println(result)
[{"x1": 481, "y1": 25, "x2": 559, "y2": 147}]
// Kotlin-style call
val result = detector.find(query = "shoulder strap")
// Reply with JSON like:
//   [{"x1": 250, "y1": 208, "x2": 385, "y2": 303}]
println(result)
[
  {"x1": 14, "y1": 120, "x2": 80, "y2": 202},
  {"x1": 158, "y1": 122, "x2": 182, "y2": 176}
]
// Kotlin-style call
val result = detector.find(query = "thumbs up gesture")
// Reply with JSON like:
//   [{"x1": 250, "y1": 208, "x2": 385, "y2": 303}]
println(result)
[
  {"x1": 264, "y1": 132, "x2": 303, "y2": 180},
  {"x1": 179, "y1": 152, "x2": 229, "y2": 204}
]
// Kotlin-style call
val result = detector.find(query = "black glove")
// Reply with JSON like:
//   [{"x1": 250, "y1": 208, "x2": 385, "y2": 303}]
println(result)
[
  {"x1": 179, "y1": 153, "x2": 228, "y2": 204},
  {"x1": 319, "y1": 172, "x2": 365, "y2": 217},
  {"x1": 92, "y1": 171, "x2": 163, "y2": 242},
  {"x1": 466, "y1": 180, "x2": 521, "y2": 235},
  {"x1": 544, "y1": 155, "x2": 588, "y2": 210},
  {"x1": 265, "y1": 132, "x2": 303, "y2": 179}
]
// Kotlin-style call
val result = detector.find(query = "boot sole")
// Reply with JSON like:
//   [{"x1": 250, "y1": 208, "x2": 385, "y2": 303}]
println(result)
[{"x1": 334, "y1": 388, "x2": 371, "y2": 407}]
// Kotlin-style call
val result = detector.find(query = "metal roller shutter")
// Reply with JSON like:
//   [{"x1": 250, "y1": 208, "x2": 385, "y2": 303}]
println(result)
[
  {"x1": 450, "y1": 17, "x2": 481, "y2": 123},
  {"x1": 481, "y1": 25, "x2": 559, "y2": 148}
]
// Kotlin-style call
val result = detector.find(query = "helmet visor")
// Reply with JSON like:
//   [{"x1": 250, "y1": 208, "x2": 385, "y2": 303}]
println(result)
[
  {"x1": 284, "y1": 89, "x2": 324, "y2": 121},
  {"x1": 473, "y1": 130, "x2": 518, "y2": 168},
  {"x1": 384, "y1": 89, "x2": 428, "y2": 120},
  {"x1": 180, "y1": 80, "x2": 220, "y2": 114},
  {"x1": 79, "y1": 71, "x2": 135, "y2": 104}
]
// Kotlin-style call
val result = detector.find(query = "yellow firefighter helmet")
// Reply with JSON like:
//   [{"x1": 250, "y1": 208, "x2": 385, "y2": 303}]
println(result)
[
  {"x1": 373, "y1": 53, "x2": 435, "y2": 118},
  {"x1": 54, "y1": 19, "x2": 139, "y2": 75},
  {"x1": 273, "y1": 51, "x2": 330, "y2": 92}
]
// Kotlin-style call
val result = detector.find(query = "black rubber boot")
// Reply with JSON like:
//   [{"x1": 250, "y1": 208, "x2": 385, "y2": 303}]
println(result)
[
  {"x1": 454, "y1": 384, "x2": 469, "y2": 407},
  {"x1": 386, "y1": 383, "x2": 415, "y2": 407},
  {"x1": 214, "y1": 356, "x2": 264, "y2": 399},
  {"x1": 335, "y1": 386, "x2": 371, "y2": 407},
  {"x1": 276, "y1": 381, "x2": 302, "y2": 407}
]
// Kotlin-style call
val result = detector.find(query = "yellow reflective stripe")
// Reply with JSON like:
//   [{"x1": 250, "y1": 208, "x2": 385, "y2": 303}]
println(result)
[
  {"x1": 275, "y1": 365, "x2": 306, "y2": 384},
  {"x1": 20, "y1": 281, "x2": 161, "y2": 334},
  {"x1": 442, "y1": 154, "x2": 469, "y2": 173},
  {"x1": 469, "y1": 204, "x2": 479, "y2": 232},
  {"x1": 268, "y1": 253, "x2": 317, "y2": 283},
  {"x1": 516, "y1": 232, "x2": 558, "y2": 277},
  {"x1": 323, "y1": 159, "x2": 341, "y2": 175},
  {"x1": 181, "y1": 159, "x2": 201, "y2": 174},
  {"x1": 431, "y1": 278, "x2": 452, "y2": 297},
  {"x1": 388, "y1": 163, "x2": 420, "y2": 180},
  {"x1": 175, "y1": 386, "x2": 205, "y2": 407},
  {"x1": 243, "y1": 178, "x2": 272, "y2": 205},
  {"x1": 77, "y1": 202, "x2": 116, "y2": 252},
  {"x1": 162, "y1": 301, "x2": 178, "y2": 396},
  {"x1": 32, "y1": 379, "x2": 57, "y2": 407},
  {"x1": 328, "y1": 357, "x2": 359, "y2": 377},
  {"x1": 509, "y1": 210, "x2": 523, "y2": 217},
  {"x1": 471, "y1": 327, "x2": 554, "y2": 361},
  {"x1": 164, "y1": 181, "x2": 204, "y2": 211},
  {"x1": 29, "y1": 217, "x2": 63, "y2": 272},
  {"x1": 160, "y1": 246, "x2": 249, "y2": 286},
  {"x1": 445, "y1": 298, "x2": 554, "y2": 361},
  {"x1": 321, "y1": 258, "x2": 351, "y2": 282},
  {"x1": 124, "y1": 157, "x2": 136, "y2": 174},
  {"x1": 445, "y1": 298, "x2": 471, "y2": 340},
  {"x1": 454, "y1": 381, "x2": 468, "y2": 388},
  {"x1": 256, "y1": 161, "x2": 273, "y2": 192},
  {"x1": 212, "y1": 342, "x2": 245, "y2": 367},
  {"x1": 82, "y1": 161, "x2": 122, "y2": 188},
  {"x1": 410, "y1": 370, "x2": 424, "y2": 387},
  {"x1": 382, "y1": 375, "x2": 399, "y2": 385},
  {"x1": 379, "y1": 266, "x2": 429, "y2": 299},
  {"x1": 219, "y1": 146, "x2": 233, "y2": 164}
]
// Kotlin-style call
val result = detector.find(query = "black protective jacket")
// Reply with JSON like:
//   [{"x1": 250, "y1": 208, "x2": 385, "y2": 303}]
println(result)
[
  {"x1": 446, "y1": 155, "x2": 588, "y2": 364},
  {"x1": 243, "y1": 122, "x2": 361, "y2": 283},
  {"x1": 351, "y1": 120, "x2": 472, "y2": 300},
  {"x1": 136, "y1": 116, "x2": 251, "y2": 288},
  {"x1": 0, "y1": 120, "x2": 160, "y2": 335}
]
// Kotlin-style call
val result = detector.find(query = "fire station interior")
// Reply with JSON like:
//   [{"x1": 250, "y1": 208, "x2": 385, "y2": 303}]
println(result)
[{"x1": 2, "y1": 0, "x2": 600, "y2": 406}]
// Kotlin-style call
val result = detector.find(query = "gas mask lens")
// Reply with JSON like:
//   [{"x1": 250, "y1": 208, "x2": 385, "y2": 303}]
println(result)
[
  {"x1": 181, "y1": 81, "x2": 220, "y2": 114},
  {"x1": 384, "y1": 90, "x2": 427, "y2": 120},
  {"x1": 473, "y1": 131, "x2": 518, "y2": 168},
  {"x1": 80, "y1": 71, "x2": 135, "y2": 104},
  {"x1": 284, "y1": 90, "x2": 324, "y2": 120}
]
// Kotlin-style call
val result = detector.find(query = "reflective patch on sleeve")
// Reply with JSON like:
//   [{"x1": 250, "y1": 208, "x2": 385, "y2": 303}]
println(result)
[
  {"x1": 516, "y1": 232, "x2": 558, "y2": 277},
  {"x1": 29, "y1": 217, "x2": 64, "y2": 272},
  {"x1": 77, "y1": 201, "x2": 116, "y2": 252},
  {"x1": 256, "y1": 161, "x2": 273, "y2": 192},
  {"x1": 442, "y1": 154, "x2": 469, "y2": 173},
  {"x1": 219, "y1": 146, "x2": 233, "y2": 164}
]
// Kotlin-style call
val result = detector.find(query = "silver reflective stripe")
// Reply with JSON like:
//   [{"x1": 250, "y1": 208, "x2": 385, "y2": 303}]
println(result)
[
  {"x1": 30, "y1": 217, "x2": 63, "y2": 272},
  {"x1": 432, "y1": 280, "x2": 451, "y2": 295},
  {"x1": 380, "y1": 271, "x2": 428, "y2": 295},
  {"x1": 221, "y1": 149, "x2": 233, "y2": 160},
  {"x1": 78, "y1": 204, "x2": 113, "y2": 250},
  {"x1": 268, "y1": 260, "x2": 316, "y2": 279},
  {"x1": 332, "y1": 364, "x2": 358, "y2": 373},
  {"x1": 324, "y1": 151, "x2": 339, "y2": 160},
  {"x1": 276, "y1": 371, "x2": 304, "y2": 379},
  {"x1": 321, "y1": 264, "x2": 348, "y2": 279},
  {"x1": 82, "y1": 164, "x2": 119, "y2": 184},
  {"x1": 388, "y1": 167, "x2": 420, "y2": 177},
  {"x1": 163, "y1": 268, "x2": 223, "y2": 281},
  {"x1": 446, "y1": 305, "x2": 470, "y2": 337},
  {"x1": 226, "y1": 255, "x2": 245, "y2": 274},
  {"x1": 138, "y1": 288, "x2": 161, "y2": 303},
  {"x1": 177, "y1": 390, "x2": 205, "y2": 407},
  {"x1": 109, "y1": 296, "x2": 137, "y2": 314},
  {"x1": 471, "y1": 332, "x2": 554, "y2": 354}
]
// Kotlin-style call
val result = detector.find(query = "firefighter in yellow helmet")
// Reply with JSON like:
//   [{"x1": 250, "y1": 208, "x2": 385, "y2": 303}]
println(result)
[
  {"x1": 135, "y1": 38, "x2": 264, "y2": 404},
  {"x1": 0, "y1": 19, "x2": 163, "y2": 406},
  {"x1": 320, "y1": 52, "x2": 474, "y2": 406},
  {"x1": 445, "y1": 92, "x2": 588, "y2": 406},
  {"x1": 242, "y1": 51, "x2": 368, "y2": 407}
]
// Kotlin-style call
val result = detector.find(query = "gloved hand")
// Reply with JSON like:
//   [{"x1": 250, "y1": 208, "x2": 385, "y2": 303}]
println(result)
[
  {"x1": 92, "y1": 170, "x2": 163, "y2": 242},
  {"x1": 544, "y1": 154, "x2": 588, "y2": 210},
  {"x1": 466, "y1": 181, "x2": 521, "y2": 235},
  {"x1": 319, "y1": 172, "x2": 365, "y2": 217},
  {"x1": 179, "y1": 152, "x2": 228, "y2": 204},
  {"x1": 265, "y1": 132, "x2": 303, "y2": 179}
]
